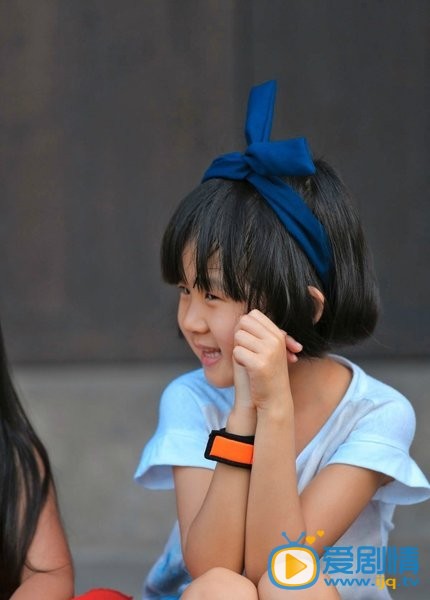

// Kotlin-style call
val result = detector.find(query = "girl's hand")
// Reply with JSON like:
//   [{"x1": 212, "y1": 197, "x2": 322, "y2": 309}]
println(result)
[{"x1": 233, "y1": 309, "x2": 302, "y2": 411}]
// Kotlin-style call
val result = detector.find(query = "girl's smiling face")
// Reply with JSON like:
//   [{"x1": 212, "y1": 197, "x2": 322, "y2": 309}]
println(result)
[{"x1": 177, "y1": 245, "x2": 245, "y2": 388}]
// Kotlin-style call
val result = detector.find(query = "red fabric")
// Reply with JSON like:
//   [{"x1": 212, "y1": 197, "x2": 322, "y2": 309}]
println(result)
[{"x1": 73, "y1": 589, "x2": 132, "y2": 600}]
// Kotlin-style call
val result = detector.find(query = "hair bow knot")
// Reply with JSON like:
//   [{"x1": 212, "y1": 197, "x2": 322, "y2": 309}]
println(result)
[
  {"x1": 202, "y1": 80, "x2": 332, "y2": 288},
  {"x1": 245, "y1": 139, "x2": 315, "y2": 178}
]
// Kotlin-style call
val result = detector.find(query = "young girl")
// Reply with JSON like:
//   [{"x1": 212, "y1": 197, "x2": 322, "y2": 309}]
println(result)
[
  {"x1": 0, "y1": 320, "x2": 74, "y2": 599},
  {"x1": 134, "y1": 81, "x2": 430, "y2": 599},
  {"x1": 0, "y1": 320, "x2": 132, "y2": 600}
]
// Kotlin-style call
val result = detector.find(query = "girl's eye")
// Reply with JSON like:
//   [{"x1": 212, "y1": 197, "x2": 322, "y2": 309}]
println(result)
[
  {"x1": 177, "y1": 285, "x2": 189, "y2": 295},
  {"x1": 205, "y1": 292, "x2": 219, "y2": 301}
]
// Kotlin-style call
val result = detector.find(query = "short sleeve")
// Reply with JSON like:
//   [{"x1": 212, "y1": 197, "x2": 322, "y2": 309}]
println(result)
[
  {"x1": 326, "y1": 394, "x2": 430, "y2": 505},
  {"x1": 134, "y1": 376, "x2": 216, "y2": 490}
]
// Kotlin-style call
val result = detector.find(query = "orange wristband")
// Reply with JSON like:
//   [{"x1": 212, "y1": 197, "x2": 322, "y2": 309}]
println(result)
[{"x1": 204, "y1": 428, "x2": 254, "y2": 469}]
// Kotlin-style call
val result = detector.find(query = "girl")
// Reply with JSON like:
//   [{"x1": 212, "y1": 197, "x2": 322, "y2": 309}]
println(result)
[
  {"x1": 0, "y1": 319, "x2": 74, "y2": 599},
  {"x1": 135, "y1": 81, "x2": 430, "y2": 599},
  {"x1": 0, "y1": 319, "x2": 131, "y2": 600}
]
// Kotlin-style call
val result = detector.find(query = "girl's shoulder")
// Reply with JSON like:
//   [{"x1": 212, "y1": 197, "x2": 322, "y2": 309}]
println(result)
[
  {"x1": 328, "y1": 354, "x2": 417, "y2": 450},
  {"x1": 161, "y1": 368, "x2": 234, "y2": 412},
  {"x1": 135, "y1": 370, "x2": 234, "y2": 490},
  {"x1": 332, "y1": 354, "x2": 414, "y2": 414},
  {"x1": 323, "y1": 356, "x2": 430, "y2": 506}
]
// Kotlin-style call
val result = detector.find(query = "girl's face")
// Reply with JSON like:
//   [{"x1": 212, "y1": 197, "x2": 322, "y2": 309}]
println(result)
[{"x1": 177, "y1": 245, "x2": 246, "y2": 388}]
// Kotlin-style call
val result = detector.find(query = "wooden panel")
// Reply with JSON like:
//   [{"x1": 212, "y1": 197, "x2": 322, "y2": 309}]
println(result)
[
  {"x1": 250, "y1": 0, "x2": 430, "y2": 357},
  {"x1": 0, "y1": 0, "x2": 428, "y2": 361},
  {"x1": 0, "y1": 0, "x2": 248, "y2": 361}
]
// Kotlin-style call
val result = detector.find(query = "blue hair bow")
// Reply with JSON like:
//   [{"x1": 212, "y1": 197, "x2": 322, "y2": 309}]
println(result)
[{"x1": 202, "y1": 80, "x2": 332, "y2": 289}]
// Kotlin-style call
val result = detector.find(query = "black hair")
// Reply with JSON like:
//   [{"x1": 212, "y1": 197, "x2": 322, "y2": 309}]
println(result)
[
  {"x1": 0, "y1": 322, "x2": 53, "y2": 598},
  {"x1": 161, "y1": 159, "x2": 379, "y2": 357}
]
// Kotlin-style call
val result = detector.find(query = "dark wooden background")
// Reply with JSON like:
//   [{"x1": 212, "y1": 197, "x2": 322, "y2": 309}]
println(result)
[{"x1": 0, "y1": 0, "x2": 429, "y2": 363}]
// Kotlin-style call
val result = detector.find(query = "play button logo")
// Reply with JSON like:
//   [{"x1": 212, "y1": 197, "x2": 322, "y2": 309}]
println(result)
[
  {"x1": 268, "y1": 536, "x2": 320, "y2": 589},
  {"x1": 285, "y1": 552, "x2": 307, "y2": 579}
]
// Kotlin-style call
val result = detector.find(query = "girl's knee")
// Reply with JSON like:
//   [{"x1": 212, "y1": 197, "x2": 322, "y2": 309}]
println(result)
[
  {"x1": 258, "y1": 570, "x2": 341, "y2": 600},
  {"x1": 258, "y1": 572, "x2": 281, "y2": 600},
  {"x1": 182, "y1": 567, "x2": 258, "y2": 600}
]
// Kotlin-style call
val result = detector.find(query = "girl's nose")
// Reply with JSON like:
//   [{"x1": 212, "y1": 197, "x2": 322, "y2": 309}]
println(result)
[{"x1": 181, "y1": 300, "x2": 208, "y2": 333}]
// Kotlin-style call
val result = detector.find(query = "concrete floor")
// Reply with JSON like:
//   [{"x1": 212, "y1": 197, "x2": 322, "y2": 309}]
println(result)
[{"x1": 14, "y1": 358, "x2": 430, "y2": 599}]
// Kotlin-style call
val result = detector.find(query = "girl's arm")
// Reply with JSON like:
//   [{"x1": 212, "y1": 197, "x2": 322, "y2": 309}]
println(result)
[
  {"x1": 174, "y1": 339, "x2": 302, "y2": 578},
  {"x1": 246, "y1": 411, "x2": 387, "y2": 583},
  {"x1": 11, "y1": 486, "x2": 74, "y2": 600},
  {"x1": 174, "y1": 364, "x2": 256, "y2": 577},
  {"x1": 235, "y1": 310, "x2": 387, "y2": 583},
  {"x1": 174, "y1": 455, "x2": 251, "y2": 577}
]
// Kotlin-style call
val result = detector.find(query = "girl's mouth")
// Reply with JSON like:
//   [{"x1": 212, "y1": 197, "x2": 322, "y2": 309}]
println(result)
[{"x1": 200, "y1": 347, "x2": 222, "y2": 367}]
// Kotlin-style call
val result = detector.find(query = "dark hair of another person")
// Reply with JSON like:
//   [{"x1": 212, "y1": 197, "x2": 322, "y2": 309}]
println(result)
[
  {"x1": 0, "y1": 323, "x2": 53, "y2": 599},
  {"x1": 161, "y1": 159, "x2": 380, "y2": 357}
]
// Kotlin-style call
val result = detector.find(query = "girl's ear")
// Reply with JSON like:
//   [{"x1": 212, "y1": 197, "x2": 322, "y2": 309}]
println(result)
[{"x1": 308, "y1": 286, "x2": 325, "y2": 324}]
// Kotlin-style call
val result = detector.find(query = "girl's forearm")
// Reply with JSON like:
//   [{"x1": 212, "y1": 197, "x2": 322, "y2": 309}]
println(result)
[
  {"x1": 183, "y1": 408, "x2": 255, "y2": 577},
  {"x1": 245, "y1": 405, "x2": 305, "y2": 584},
  {"x1": 184, "y1": 463, "x2": 250, "y2": 576}
]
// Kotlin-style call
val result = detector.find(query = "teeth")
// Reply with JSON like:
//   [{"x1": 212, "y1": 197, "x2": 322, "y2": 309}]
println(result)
[{"x1": 203, "y1": 350, "x2": 220, "y2": 358}]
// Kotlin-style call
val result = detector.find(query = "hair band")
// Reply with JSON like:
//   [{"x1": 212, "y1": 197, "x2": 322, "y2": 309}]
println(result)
[{"x1": 202, "y1": 80, "x2": 333, "y2": 289}]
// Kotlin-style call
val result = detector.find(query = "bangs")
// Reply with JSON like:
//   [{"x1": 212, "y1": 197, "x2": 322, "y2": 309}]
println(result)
[
  {"x1": 161, "y1": 162, "x2": 379, "y2": 358},
  {"x1": 161, "y1": 179, "x2": 260, "y2": 303}
]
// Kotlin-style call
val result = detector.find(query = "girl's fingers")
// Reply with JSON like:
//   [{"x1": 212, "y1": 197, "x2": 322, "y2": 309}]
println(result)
[
  {"x1": 285, "y1": 334, "x2": 303, "y2": 353},
  {"x1": 286, "y1": 350, "x2": 299, "y2": 364},
  {"x1": 246, "y1": 309, "x2": 282, "y2": 334},
  {"x1": 236, "y1": 309, "x2": 303, "y2": 367},
  {"x1": 239, "y1": 311, "x2": 302, "y2": 349},
  {"x1": 236, "y1": 310, "x2": 281, "y2": 340},
  {"x1": 235, "y1": 329, "x2": 300, "y2": 364},
  {"x1": 232, "y1": 344, "x2": 262, "y2": 369},
  {"x1": 284, "y1": 335, "x2": 302, "y2": 363},
  {"x1": 234, "y1": 329, "x2": 266, "y2": 354}
]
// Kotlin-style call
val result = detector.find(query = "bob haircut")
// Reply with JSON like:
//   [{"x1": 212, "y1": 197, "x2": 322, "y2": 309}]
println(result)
[{"x1": 161, "y1": 159, "x2": 379, "y2": 357}]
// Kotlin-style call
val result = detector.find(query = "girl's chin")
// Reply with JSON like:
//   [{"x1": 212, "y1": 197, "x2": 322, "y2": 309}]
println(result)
[{"x1": 203, "y1": 366, "x2": 234, "y2": 388}]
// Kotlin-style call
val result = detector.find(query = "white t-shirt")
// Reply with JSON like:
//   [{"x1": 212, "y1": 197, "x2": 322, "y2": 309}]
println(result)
[{"x1": 134, "y1": 356, "x2": 430, "y2": 599}]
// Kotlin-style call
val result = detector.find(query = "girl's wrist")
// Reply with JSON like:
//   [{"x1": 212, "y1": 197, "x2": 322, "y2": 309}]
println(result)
[
  {"x1": 256, "y1": 398, "x2": 294, "y2": 425},
  {"x1": 226, "y1": 406, "x2": 257, "y2": 436}
]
